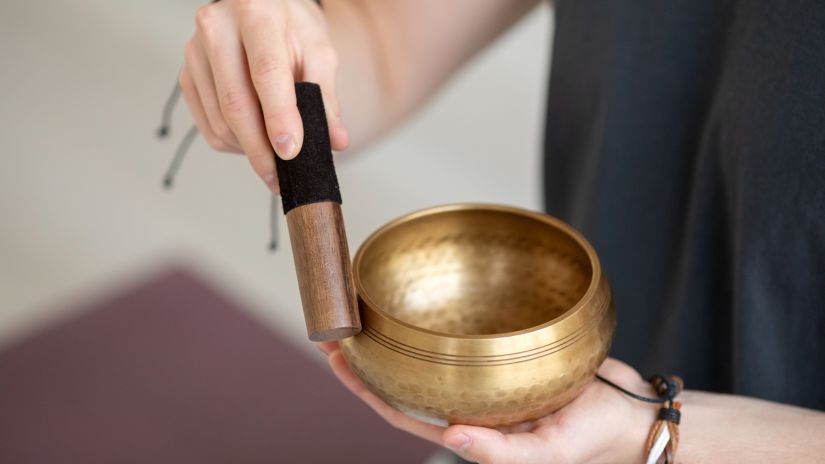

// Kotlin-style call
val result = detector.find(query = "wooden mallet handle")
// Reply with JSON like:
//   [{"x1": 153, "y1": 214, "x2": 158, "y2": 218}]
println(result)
[{"x1": 275, "y1": 82, "x2": 361, "y2": 342}]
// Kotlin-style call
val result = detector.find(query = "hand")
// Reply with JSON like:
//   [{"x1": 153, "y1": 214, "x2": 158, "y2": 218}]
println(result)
[
  {"x1": 179, "y1": 0, "x2": 349, "y2": 193},
  {"x1": 319, "y1": 342, "x2": 658, "y2": 464}
]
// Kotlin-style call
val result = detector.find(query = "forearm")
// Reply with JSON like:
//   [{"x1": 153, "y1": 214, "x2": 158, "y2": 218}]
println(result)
[
  {"x1": 676, "y1": 391, "x2": 825, "y2": 462},
  {"x1": 325, "y1": 0, "x2": 540, "y2": 150},
  {"x1": 323, "y1": 0, "x2": 386, "y2": 149}
]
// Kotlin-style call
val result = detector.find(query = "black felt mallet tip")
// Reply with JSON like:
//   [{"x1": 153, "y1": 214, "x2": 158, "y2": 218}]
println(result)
[{"x1": 274, "y1": 82, "x2": 342, "y2": 214}]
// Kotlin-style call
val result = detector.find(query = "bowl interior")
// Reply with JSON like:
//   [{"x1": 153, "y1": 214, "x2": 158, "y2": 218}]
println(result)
[{"x1": 356, "y1": 207, "x2": 593, "y2": 336}]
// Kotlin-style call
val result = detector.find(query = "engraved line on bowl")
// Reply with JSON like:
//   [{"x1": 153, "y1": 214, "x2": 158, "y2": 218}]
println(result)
[
  {"x1": 362, "y1": 329, "x2": 586, "y2": 367},
  {"x1": 363, "y1": 323, "x2": 586, "y2": 363},
  {"x1": 360, "y1": 322, "x2": 600, "y2": 366},
  {"x1": 362, "y1": 297, "x2": 610, "y2": 362}
]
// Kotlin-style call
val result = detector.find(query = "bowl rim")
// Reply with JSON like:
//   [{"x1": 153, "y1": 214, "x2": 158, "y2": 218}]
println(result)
[{"x1": 352, "y1": 203, "x2": 603, "y2": 341}]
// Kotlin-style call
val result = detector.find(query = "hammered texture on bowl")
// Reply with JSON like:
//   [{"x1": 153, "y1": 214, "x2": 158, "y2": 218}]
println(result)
[
  {"x1": 359, "y1": 231, "x2": 590, "y2": 335},
  {"x1": 341, "y1": 307, "x2": 614, "y2": 427},
  {"x1": 342, "y1": 205, "x2": 615, "y2": 427}
]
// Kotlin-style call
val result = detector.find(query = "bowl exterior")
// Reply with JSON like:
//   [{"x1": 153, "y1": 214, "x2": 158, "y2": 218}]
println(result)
[{"x1": 340, "y1": 277, "x2": 615, "y2": 427}]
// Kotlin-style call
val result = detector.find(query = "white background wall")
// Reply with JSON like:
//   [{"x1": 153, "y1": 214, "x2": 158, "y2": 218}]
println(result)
[{"x1": 0, "y1": 1, "x2": 552, "y2": 353}]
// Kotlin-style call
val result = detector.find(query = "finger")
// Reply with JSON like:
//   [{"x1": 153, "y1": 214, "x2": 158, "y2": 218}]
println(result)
[
  {"x1": 195, "y1": 3, "x2": 278, "y2": 192},
  {"x1": 316, "y1": 341, "x2": 339, "y2": 355},
  {"x1": 443, "y1": 425, "x2": 546, "y2": 464},
  {"x1": 328, "y1": 350, "x2": 445, "y2": 444},
  {"x1": 237, "y1": 4, "x2": 303, "y2": 160},
  {"x1": 496, "y1": 419, "x2": 537, "y2": 434},
  {"x1": 179, "y1": 68, "x2": 227, "y2": 151},
  {"x1": 301, "y1": 42, "x2": 349, "y2": 151},
  {"x1": 184, "y1": 38, "x2": 242, "y2": 152}
]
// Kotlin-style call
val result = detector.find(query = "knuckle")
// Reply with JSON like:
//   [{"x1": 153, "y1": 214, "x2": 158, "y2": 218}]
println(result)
[
  {"x1": 213, "y1": 122, "x2": 234, "y2": 142},
  {"x1": 249, "y1": 55, "x2": 286, "y2": 82},
  {"x1": 219, "y1": 88, "x2": 251, "y2": 117},
  {"x1": 194, "y1": 5, "x2": 215, "y2": 31},
  {"x1": 204, "y1": 135, "x2": 229, "y2": 152}
]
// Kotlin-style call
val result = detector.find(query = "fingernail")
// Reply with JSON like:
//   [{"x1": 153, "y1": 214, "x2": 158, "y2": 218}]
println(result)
[
  {"x1": 444, "y1": 433, "x2": 471, "y2": 452},
  {"x1": 274, "y1": 133, "x2": 296, "y2": 159}
]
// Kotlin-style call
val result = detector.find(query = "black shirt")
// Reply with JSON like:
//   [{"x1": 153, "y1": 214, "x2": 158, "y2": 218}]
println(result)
[{"x1": 543, "y1": 0, "x2": 825, "y2": 409}]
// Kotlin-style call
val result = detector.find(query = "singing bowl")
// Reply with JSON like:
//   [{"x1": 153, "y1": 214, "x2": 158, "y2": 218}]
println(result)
[{"x1": 340, "y1": 204, "x2": 615, "y2": 427}]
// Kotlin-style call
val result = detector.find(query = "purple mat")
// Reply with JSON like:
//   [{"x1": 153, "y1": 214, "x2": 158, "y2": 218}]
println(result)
[{"x1": 0, "y1": 268, "x2": 435, "y2": 463}]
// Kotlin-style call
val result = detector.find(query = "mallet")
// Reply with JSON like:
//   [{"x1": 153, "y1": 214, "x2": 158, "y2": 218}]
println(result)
[{"x1": 275, "y1": 82, "x2": 361, "y2": 342}]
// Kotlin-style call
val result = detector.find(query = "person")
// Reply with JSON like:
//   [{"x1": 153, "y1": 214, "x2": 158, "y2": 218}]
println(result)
[{"x1": 178, "y1": 0, "x2": 825, "y2": 462}]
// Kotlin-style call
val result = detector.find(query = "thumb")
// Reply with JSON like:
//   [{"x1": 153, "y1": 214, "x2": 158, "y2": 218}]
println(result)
[{"x1": 442, "y1": 425, "x2": 544, "y2": 464}]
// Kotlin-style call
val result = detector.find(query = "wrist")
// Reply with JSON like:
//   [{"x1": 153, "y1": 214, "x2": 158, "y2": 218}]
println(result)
[
  {"x1": 615, "y1": 376, "x2": 688, "y2": 464},
  {"x1": 595, "y1": 364, "x2": 688, "y2": 463},
  {"x1": 628, "y1": 384, "x2": 661, "y2": 462},
  {"x1": 597, "y1": 376, "x2": 659, "y2": 463}
]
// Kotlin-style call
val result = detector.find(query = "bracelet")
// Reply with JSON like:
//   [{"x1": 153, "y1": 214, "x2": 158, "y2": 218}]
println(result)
[{"x1": 596, "y1": 374, "x2": 684, "y2": 464}]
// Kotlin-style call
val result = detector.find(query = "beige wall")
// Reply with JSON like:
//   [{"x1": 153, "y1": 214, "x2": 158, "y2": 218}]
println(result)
[{"x1": 0, "y1": 1, "x2": 552, "y2": 352}]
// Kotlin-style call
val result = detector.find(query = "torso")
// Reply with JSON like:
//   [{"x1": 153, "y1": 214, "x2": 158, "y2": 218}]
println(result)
[{"x1": 543, "y1": 0, "x2": 825, "y2": 408}]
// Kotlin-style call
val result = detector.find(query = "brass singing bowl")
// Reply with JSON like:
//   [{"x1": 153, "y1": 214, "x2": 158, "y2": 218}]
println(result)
[{"x1": 340, "y1": 204, "x2": 615, "y2": 427}]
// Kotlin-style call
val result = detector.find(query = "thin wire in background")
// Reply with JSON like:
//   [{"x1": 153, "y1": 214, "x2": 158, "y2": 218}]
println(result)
[{"x1": 156, "y1": 79, "x2": 280, "y2": 250}]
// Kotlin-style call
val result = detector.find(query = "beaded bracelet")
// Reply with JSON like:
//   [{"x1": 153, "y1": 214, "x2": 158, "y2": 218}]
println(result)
[{"x1": 597, "y1": 374, "x2": 684, "y2": 464}]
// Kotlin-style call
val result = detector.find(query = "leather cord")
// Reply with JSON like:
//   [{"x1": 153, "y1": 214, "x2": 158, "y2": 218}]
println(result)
[{"x1": 597, "y1": 374, "x2": 684, "y2": 464}]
